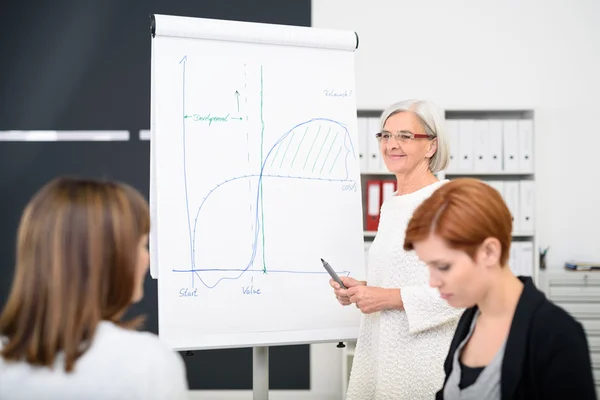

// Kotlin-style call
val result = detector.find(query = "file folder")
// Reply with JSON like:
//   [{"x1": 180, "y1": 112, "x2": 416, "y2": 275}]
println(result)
[
  {"x1": 519, "y1": 180, "x2": 534, "y2": 232},
  {"x1": 445, "y1": 119, "x2": 460, "y2": 172},
  {"x1": 367, "y1": 117, "x2": 383, "y2": 172},
  {"x1": 357, "y1": 117, "x2": 369, "y2": 172},
  {"x1": 458, "y1": 120, "x2": 475, "y2": 172},
  {"x1": 502, "y1": 120, "x2": 519, "y2": 172},
  {"x1": 518, "y1": 119, "x2": 534, "y2": 173},
  {"x1": 488, "y1": 120, "x2": 503, "y2": 172},
  {"x1": 473, "y1": 120, "x2": 490, "y2": 172},
  {"x1": 503, "y1": 181, "x2": 520, "y2": 232}
]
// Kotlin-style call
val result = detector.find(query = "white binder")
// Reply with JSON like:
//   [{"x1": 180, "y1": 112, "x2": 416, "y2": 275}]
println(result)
[
  {"x1": 445, "y1": 119, "x2": 460, "y2": 172},
  {"x1": 458, "y1": 119, "x2": 475, "y2": 172},
  {"x1": 488, "y1": 120, "x2": 503, "y2": 172},
  {"x1": 518, "y1": 119, "x2": 534, "y2": 173},
  {"x1": 367, "y1": 117, "x2": 383, "y2": 172},
  {"x1": 502, "y1": 120, "x2": 519, "y2": 172},
  {"x1": 357, "y1": 117, "x2": 369, "y2": 172},
  {"x1": 473, "y1": 120, "x2": 490, "y2": 172},
  {"x1": 515, "y1": 241, "x2": 534, "y2": 276},
  {"x1": 503, "y1": 181, "x2": 520, "y2": 232},
  {"x1": 519, "y1": 180, "x2": 535, "y2": 233}
]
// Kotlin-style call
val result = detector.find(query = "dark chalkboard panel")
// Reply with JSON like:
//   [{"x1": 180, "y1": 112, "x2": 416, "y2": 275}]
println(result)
[{"x1": 0, "y1": 0, "x2": 311, "y2": 390}]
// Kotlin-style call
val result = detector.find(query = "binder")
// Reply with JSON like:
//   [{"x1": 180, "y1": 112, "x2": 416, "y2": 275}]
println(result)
[
  {"x1": 357, "y1": 117, "x2": 369, "y2": 172},
  {"x1": 519, "y1": 180, "x2": 534, "y2": 233},
  {"x1": 367, "y1": 117, "x2": 383, "y2": 172},
  {"x1": 473, "y1": 120, "x2": 490, "y2": 172},
  {"x1": 488, "y1": 120, "x2": 503, "y2": 172},
  {"x1": 516, "y1": 241, "x2": 534, "y2": 276},
  {"x1": 518, "y1": 119, "x2": 534, "y2": 173},
  {"x1": 366, "y1": 180, "x2": 381, "y2": 231},
  {"x1": 445, "y1": 119, "x2": 460, "y2": 172},
  {"x1": 502, "y1": 120, "x2": 519, "y2": 172},
  {"x1": 458, "y1": 120, "x2": 475, "y2": 172},
  {"x1": 503, "y1": 181, "x2": 520, "y2": 232}
]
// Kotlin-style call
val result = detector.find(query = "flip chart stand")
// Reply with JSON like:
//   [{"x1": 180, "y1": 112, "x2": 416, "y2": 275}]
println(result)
[{"x1": 253, "y1": 346, "x2": 269, "y2": 399}]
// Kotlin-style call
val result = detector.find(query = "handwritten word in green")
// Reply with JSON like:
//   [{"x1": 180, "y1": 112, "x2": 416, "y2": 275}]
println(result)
[{"x1": 184, "y1": 113, "x2": 241, "y2": 126}]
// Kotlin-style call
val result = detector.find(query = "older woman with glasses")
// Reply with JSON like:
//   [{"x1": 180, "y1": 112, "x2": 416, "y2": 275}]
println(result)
[{"x1": 330, "y1": 99, "x2": 463, "y2": 399}]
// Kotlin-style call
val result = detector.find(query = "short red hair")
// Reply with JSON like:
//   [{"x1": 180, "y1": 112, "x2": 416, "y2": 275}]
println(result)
[{"x1": 404, "y1": 178, "x2": 512, "y2": 266}]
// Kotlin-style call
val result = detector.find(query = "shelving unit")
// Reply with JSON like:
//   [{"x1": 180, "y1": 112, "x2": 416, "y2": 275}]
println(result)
[
  {"x1": 357, "y1": 108, "x2": 537, "y2": 281},
  {"x1": 440, "y1": 109, "x2": 537, "y2": 284},
  {"x1": 343, "y1": 107, "x2": 538, "y2": 394},
  {"x1": 540, "y1": 270, "x2": 600, "y2": 395}
]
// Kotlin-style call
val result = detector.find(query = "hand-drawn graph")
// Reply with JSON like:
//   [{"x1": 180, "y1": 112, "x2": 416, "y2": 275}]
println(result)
[{"x1": 170, "y1": 57, "x2": 359, "y2": 291}]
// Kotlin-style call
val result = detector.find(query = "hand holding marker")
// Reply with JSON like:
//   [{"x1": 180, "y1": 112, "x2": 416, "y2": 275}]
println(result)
[
  {"x1": 323, "y1": 258, "x2": 351, "y2": 349},
  {"x1": 321, "y1": 258, "x2": 347, "y2": 289}
]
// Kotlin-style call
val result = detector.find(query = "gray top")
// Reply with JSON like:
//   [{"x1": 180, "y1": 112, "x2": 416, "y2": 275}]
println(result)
[{"x1": 443, "y1": 310, "x2": 506, "y2": 400}]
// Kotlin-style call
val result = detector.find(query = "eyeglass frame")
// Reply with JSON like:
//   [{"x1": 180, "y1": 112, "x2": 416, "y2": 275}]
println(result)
[{"x1": 375, "y1": 130, "x2": 435, "y2": 143}]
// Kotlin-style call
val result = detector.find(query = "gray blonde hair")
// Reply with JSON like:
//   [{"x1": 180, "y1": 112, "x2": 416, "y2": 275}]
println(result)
[{"x1": 380, "y1": 99, "x2": 449, "y2": 173}]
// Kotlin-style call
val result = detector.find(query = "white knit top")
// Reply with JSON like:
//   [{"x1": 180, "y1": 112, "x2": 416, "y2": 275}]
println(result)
[{"x1": 345, "y1": 179, "x2": 463, "y2": 400}]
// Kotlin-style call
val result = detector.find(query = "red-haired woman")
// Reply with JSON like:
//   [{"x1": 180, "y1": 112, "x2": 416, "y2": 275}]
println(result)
[{"x1": 404, "y1": 178, "x2": 596, "y2": 399}]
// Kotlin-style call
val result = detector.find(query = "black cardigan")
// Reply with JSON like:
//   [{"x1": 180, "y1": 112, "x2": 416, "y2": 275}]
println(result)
[{"x1": 436, "y1": 277, "x2": 597, "y2": 400}]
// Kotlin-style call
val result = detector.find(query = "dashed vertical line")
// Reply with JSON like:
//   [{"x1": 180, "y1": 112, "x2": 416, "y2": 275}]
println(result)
[{"x1": 245, "y1": 63, "x2": 253, "y2": 240}]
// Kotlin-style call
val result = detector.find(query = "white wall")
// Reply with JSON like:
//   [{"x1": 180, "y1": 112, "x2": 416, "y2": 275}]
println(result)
[
  {"x1": 313, "y1": 0, "x2": 600, "y2": 269},
  {"x1": 191, "y1": 3, "x2": 600, "y2": 398},
  {"x1": 309, "y1": 1, "x2": 600, "y2": 397}
]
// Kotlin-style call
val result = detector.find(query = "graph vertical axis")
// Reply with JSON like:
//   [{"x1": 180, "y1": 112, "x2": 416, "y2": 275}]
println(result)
[{"x1": 180, "y1": 55, "x2": 194, "y2": 288}]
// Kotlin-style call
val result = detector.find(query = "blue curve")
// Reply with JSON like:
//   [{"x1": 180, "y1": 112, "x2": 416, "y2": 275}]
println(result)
[
  {"x1": 178, "y1": 60, "x2": 357, "y2": 290},
  {"x1": 186, "y1": 120, "x2": 355, "y2": 289}
]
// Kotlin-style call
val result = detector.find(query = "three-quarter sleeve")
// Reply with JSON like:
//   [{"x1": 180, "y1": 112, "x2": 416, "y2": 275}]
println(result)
[{"x1": 401, "y1": 284, "x2": 463, "y2": 334}]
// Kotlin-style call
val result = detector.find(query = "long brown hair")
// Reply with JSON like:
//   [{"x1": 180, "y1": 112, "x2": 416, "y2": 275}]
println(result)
[
  {"x1": 403, "y1": 178, "x2": 512, "y2": 266},
  {"x1": 0, "y1": 177, "x2": 150, "y2": 372}
]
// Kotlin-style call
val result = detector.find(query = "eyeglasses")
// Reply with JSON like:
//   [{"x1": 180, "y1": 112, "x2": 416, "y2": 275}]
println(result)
[{"x1": 375, "y1": 131, "x2": 433, "y2": 143}]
